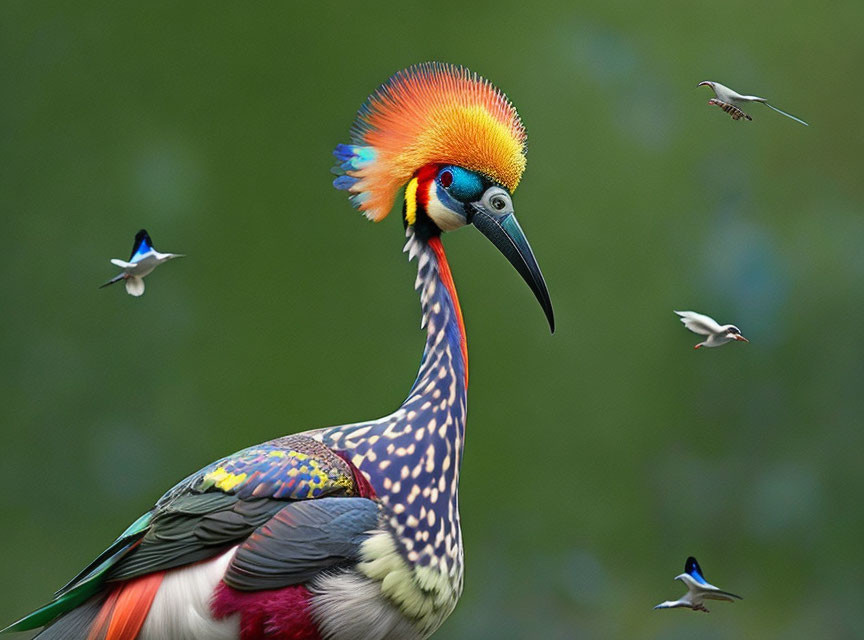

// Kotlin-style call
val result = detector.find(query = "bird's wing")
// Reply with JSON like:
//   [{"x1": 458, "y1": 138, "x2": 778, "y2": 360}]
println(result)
[
  {"x1": 763, "y1": 102, "x2": 809, "y2": 126},
  {"x1": 9, "y1": 435, "x2": 373, "y2": 632},
  {"x1": 701, "y1": 585, "x2": 743, "y2": 600},
  {"x1": 99, "y1": 273, "x2": 125, "y2": 289},
  {"x1": 110, "y1": 259, "x2": 133, "y2": 269},
  {"x1": 129, "y1": 229, "x2": 154, "y2": 261},
  {"x1": 674, "y1": 311, "x2": 723, "y2": 335},
  {"x1": 702, "y1": 589, "x2": 741, "y2": 601},
  {"x1": 224, "y1": 496, "x2": 378, "y2": 590},
  {"x1": 106, "y1": 434, "x2": 368, "y2": 582},
  {"x1": 710, "y1": 100, "x2": 752, "y2": 121}
]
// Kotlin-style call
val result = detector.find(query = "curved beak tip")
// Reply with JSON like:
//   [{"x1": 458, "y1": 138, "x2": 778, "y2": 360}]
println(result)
[{"x1": 472, "y1": 210, "x2": 555, "y2": 336}]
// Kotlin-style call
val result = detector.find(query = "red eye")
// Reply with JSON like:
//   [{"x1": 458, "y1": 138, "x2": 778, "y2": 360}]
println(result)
[{"x1": 439, "y1": 170, "x2": 453, "y2": 188}]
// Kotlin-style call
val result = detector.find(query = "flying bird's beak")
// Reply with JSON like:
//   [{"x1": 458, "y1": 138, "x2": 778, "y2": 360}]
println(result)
[
  {"x1": 734, "y1": 334, "x2": 749, "y2": 342},
  {"x1": 471, "y1": 209, "x2": 555, "y2": 333},
  {"x1": 697, "y1": 81, "x2": 711, "y2": 88}
]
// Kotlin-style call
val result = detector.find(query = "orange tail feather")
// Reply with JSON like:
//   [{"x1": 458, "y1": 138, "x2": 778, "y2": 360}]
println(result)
[{"x1": 88, "y1": 572, "x2": 164, "y2": 640}]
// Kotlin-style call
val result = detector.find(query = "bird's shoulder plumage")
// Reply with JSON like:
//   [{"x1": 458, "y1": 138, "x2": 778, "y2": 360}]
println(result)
[{"x1": 169, "y1": 433, "x2": 365, "y2": 502}]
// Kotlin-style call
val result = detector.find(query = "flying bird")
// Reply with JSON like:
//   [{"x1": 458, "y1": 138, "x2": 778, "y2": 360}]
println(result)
[
  {"x1": 654, "y1": 556, "x2": 742, "y2": 613},
  {"x1": 675, "y1": 310, "x2": 748, "y2": 349},
  {"x1": 100, "y1": 229, "x2": 184, "y2": 296},
  {"x1": 5, "y1": 63, "x2": 553, "y2": 639},
  {"x1": 698, "y1": 81, "x2": 809, "y2": 126}
]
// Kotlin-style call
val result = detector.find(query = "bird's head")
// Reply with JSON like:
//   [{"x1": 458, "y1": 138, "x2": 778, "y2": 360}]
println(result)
[
  {"x1": 723, "y1": 325, "x2": 749, "y2": 342},
  {"x1": 333, "y1": 62, "x2": 553, "y2": 331}
]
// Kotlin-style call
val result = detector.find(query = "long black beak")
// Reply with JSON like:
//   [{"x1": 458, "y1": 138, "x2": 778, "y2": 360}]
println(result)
[{"x1": 472, "y1": 210, "x2": 555, "y2": 333}]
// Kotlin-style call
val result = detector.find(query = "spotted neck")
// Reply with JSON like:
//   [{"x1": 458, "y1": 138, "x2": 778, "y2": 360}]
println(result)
[
  {"x1": 312, "y1": 227, "x2": 469, "y2": 634},
  {"x1": 318, "y1": 227, "x2": 468, "y2": 569},
  {"x1": 404, "y1": 228, "x2": 468, "y2": 397}
]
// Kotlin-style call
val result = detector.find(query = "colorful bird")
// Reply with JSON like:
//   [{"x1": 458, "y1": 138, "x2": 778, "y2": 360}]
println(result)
[
  {"x1": 3, "y1": 63, "x2": 553, "y2": 639},
  {"x1": 100, "y1": 229, "x2": 184, "y2": 296},
  {"x1": 675, "y1": 310, "x2": 749, "y2": 349},
  {"x1": 654, "y1": 556, "x2": 743, "y2": 613},
  {"x1": 698, "y1": 81, "x2": 809, "y2": 125}
]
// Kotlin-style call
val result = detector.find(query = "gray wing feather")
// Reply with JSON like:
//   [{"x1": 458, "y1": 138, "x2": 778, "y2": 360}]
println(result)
[
  {"x1": 106, "y1": 495, "x2": 284, "y2": 581},
  {"x1": 32, "y1": 595, "x2": 106, "y2": 639},
  {"x1": 225, "y1": 497, "x2": 379, "y2": 591}
]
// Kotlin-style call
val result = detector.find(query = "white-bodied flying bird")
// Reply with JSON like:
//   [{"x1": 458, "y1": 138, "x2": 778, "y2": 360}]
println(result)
[
  {"x1": 675, "y1": 310, "x2": 748, "y2": 349},
  {"x1": 100, "y1": 229, "x2": 184, "y2": 296},
  {"x1": 654, "y1": 556, "x2": 743, "y2": 613},
  {"x1": 698, "y1": 81, "x2": 809, "y2": 126}
]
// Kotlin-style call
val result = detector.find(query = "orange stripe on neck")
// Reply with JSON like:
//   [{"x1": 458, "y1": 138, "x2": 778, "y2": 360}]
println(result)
[{"x1": 427, "y1": 237, "x2": 468, "y2": 387}]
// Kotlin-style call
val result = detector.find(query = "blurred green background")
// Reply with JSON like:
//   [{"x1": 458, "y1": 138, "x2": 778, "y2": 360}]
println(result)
[{"x1": 2, "y1": 1, "x2": 862, "y2": 638}]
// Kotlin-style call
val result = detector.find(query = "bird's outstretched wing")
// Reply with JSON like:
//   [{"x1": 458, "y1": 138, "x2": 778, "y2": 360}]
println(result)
[
  {"x1": 129, "y1": 229, "x2": 154, "y2": 261},
  {"x1": 702, "y1": 587, "x2": 743, "y2": 601},
  {"x1": 4, "y1": 434, "x2": 377, "y2": 633},
  {"x1": 110, "y1": 259, "x2": 134, "y2": 269},
  {"x1": 674, "y1": 311, "x2": 723, "y2": 335}
]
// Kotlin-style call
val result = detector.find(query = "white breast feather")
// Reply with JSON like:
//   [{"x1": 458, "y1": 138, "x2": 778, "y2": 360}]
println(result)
[{"x1": 139, "y1": 548, "x2": 240, "y2": 640}]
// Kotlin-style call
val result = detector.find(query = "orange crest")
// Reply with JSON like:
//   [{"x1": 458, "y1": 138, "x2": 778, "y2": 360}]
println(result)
[{"x1": 334, "y1": 63, "x2": 527, "y2": 221}]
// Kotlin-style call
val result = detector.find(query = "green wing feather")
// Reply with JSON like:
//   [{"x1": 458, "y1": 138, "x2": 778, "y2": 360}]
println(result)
[
  {"x1": 1, "y1": 513, "x2": 152, "y2": 633},
  {"x1": 2, "y1": 435, "x2": 361, "y2": 633}
]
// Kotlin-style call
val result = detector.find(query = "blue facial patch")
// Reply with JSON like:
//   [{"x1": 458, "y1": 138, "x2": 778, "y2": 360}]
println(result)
[{"x1": 440, "y1": 166, "x2": 485, "y2": 203}]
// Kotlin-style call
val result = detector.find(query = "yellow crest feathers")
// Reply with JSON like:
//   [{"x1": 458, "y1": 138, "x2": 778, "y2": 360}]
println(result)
[{"x1": 333, "y1": 63, "x2": 527, "y2": 221}]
